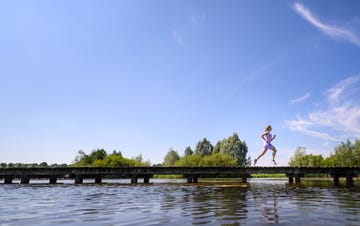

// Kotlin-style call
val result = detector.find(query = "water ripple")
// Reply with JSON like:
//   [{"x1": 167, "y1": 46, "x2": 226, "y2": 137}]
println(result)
[{"x1": 0, "y1": 179, "x2": 359, "y2": 225}]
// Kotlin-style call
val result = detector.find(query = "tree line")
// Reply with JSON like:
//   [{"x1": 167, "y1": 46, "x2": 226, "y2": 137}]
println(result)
[
  {"x1": 3, "y1": 138, "x2": 358, "y2": 168},
  {"x1": 72, "y1": 149, "x2": 151, "y2": 167},
  {"x1": 0, "y1": 162, "x2": 67, "y2": 168},
  {"x1": 163, "y1": 132, "x2": 251, "y2": 167},
  {"x1": 289, "y1": 139, "x2": 360, "y2": 167},
  {"x1": 0, "y1": 149, "x2": 150, "y2": 168}
]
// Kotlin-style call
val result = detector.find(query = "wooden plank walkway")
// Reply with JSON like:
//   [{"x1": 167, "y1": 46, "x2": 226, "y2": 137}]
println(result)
[{"x1": 0, "y1": 166, "x2": 359, "y2": 185}]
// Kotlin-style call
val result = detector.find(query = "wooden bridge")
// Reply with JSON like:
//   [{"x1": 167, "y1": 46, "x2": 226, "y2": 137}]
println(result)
[{"x1": 0, "y1": 166, "x2": 359, "y2": 186}]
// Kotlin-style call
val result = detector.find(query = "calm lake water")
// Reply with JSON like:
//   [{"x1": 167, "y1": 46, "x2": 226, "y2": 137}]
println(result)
[{"x1": 0, "y1": 178, "x2": 359, "y2": 225}]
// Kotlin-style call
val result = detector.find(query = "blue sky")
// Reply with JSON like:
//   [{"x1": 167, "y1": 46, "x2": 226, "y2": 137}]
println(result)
[{"x1": 1, "y1": 0, "x2": 360, "y2": 166}]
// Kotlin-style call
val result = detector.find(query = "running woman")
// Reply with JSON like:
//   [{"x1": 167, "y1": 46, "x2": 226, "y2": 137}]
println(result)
[{"x1": 254, "y1": 125, "x2": 277, "y2": 165}]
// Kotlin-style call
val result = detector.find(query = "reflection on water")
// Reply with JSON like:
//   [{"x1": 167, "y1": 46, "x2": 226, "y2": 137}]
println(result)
[{"x1": 0, "y1": 179, "x2": 359, "y2": 225}]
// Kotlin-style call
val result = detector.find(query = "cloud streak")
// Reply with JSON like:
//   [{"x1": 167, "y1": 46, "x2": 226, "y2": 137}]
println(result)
[
  {"x1": 172, "y1": 30, "x2": 184, "y2": 46},
  {"x1": 290, "y1": 92, "x2": 310, "y2": 104},
  {"x1": 293, "y1": 2, "x2": 360, "y2": 46},
  {"x1": 326, "y1": 76, "x2": 360, "y2": 104},
  {"x1": 286, "y1": 115, "x2": 339, "y2": 141},
  {"x1": 286, "y1": 75, "x2": 360, "y2": 141}
]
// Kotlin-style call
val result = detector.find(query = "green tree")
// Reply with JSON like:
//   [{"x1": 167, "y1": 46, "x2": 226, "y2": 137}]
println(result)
[
  {"x1": 306, "y1": 154, "x2": 324, "y2": 167},
  {"x1": 90, "y1": 149, "x2": 107, "y2": 161},
  {"x1": 111, "y1": 150, "x2": 123, "y2": 157},
  {"x1": 201, "y1": 153, "x2": 237, "y2": 167},
  {"x1": 163, "y1": 148, "x2": 180, "y2": 166},
  {"x1": 133, "y1": 154, "x2": 143, "y2": 163},
  {"x1": 323, "y1": 139, "x2": 360, "y2": 167},
  {"x1": 133, "y1": 154, "x2": 151, "y2": 166},
  {"x1": 74, "y1": 150, "x2": 92, "y2": 165},
  {"x1": 73, "y1": 149, "x2": 149, "y2": 167},
  {"x1": 39, "y1": 162, "x2": 48, "y2": 167},
  {"x1": 289, "y1": 146, "x2": 307, "y2": 166},
  {"x1": 195, "y1": 138, "x2": 213, "y2": 157},
  {"x1": 184, "y1": 146, "x2": 193, "y2": 156},
  {"x1": 92, "y1": 154, "x2": 144, "y2": 167},
  {"x1": 174, "y1": 153, "x2": 202, "y2": 167},
  {"x1": 289, "y1": 146, "x2": 324, "y2": 167},
  {"x1": 354, "y1": 140, "x2": 360, "y2": 165},
  {"x1": 213, "y1": 133, "x2": 249, "y2": 166},
  {"x1": 174, "y1": 153, "x2": 237, "y2": 167},
  {"x1": 75, "y1": 148, "x2": 108, "y2": 166},
  {"x1": 322, "y1": 155, "x2": 336, "y2": 167}
]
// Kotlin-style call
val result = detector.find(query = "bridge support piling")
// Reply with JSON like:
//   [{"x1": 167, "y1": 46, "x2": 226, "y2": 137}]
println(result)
[
  {"x1": 4, "y1": 177, "x2": 13, "y2": 184},
  {"x1": 20, "y1": 176, "x2": 30, "y2": 184},
  {"x1": 75, "y1": 175, "x2": 83, "y2": 184},
  {"x1": 144, "y1": 177, "x2": 150, "y2": 184},
  {"x1": 49, "y1": 177, "x2": 57, "y2": 184},
  {"x1": 131, "y1": 176, "x2": 138, "y2": 184},
  {"x1": 288, "y1": 177, "x2": 293, "y2": 183},
  {"x1": 331, "y1": 172, "x2": 356, "y2": 186},
  {"x1": 186, "y1": 177, "x2": 198, "y2": 183},
  {"x1": 95, "y1": 177, "x2": 102, "y2": 184},
  {"x1": 184, "y1": 174, "x2": 199, "y2": 183},
  {"x1": 346, "y1": 175, "x2": 353, "y2": 186},
  {"x1": 241, "y1": 174, "x2": 249, "y2": 182},
  {"x1": 286, "y1": 173, "x2": 304, "y2": 183}
]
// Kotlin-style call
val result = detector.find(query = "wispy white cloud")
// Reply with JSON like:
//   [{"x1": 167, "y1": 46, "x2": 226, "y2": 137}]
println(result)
[
  {"x1": 286, "y1": 115, "x2": 338, "y2": 141},
  {"x1": 172, "y1": 30, "x2": 184, "y2": 46},
  {"x1": 191, "y1": 12, "x2": 206, "y2": 27},
  {"x1": 286, "y1": 75, "x2": 360, "y2": 140},
  {"x1": 289, "y1": 92, "x2": 310, "y2": 104},
  {"x1": 171, "y1": 29, "x2": 202, "y2": 56},
  {"x1": 326, "y1": 75, "x2": 360, "y2": 104},
  {"x1": 293, "y1": 2, "x2": 360, "y2": 46}
]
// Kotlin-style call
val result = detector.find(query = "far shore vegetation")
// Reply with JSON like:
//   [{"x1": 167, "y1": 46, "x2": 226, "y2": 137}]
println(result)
[
  {"x1": 1, "y1": 135, "x2": 359, "y2": 169},
  {"x1": 288, "y1": 139, "x2": 360, "y2": 167}
]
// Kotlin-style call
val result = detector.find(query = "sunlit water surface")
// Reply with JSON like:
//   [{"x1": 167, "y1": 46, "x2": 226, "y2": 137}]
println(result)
[{"x1": 1, "y1": 179, "x2": 359, "y2": 225}]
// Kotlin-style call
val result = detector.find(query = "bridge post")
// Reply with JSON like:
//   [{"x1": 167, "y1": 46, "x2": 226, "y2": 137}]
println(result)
[
  {"x1": 4, "y1": 176, "x2": 13, "y2": 184},
  {"x1": 331, "y1": 171, "x2": 356, "y2": 186},
  {"x1": 20, "y1": 176, "x2": 30, "y2": 184},
  {"x1": 185, "y1": 175, "x2": 199, "y2": 183},
  {"x1": 95, "y1": 177, "x2": 102, "y2": 184},
  {"x1": 333, "y1": 175, "x2": 340, "y2": 185},
  {"x1": 241, "y1": 174, "x2": 249, "y2": 182},
  {"x1": 288, "y1": 177, "x2": 294, "y2": 183},
  {"x1": 144, "y1": 176, "x2": 150, "y2": 184},
  {"x1": 346, "y1": 175, "x2": 353, "y2": 186},
  {"x1": 75, "y1": 175, "x2": 83, "y2": 184},
  {"x1": 49, "y1": 177, "x2": 57, "y2": 184},
  {"x1": 286, "y1": 173, "x2": 304, "y2": 183},
  {"x1": 131, "y1": 176, "x2": 138, "y2": 184},
  {"x1": 187, "y1": 177, "x2": 198, "y2": 183},
  {"x1": 183, "y1": 174, "x2": 197, "y2": 183}
]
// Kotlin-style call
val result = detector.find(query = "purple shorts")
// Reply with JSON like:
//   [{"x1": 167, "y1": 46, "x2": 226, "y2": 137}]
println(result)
[{"x1": 264, "y1": 142, "x2": 273, "y2": 150}]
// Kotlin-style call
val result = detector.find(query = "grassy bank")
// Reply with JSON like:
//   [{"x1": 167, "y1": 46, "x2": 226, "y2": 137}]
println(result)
[
  {"x1": 154, "y1": 174, "x2": 288, "y2": 179},
  {"x1": 250, "y1": 174, "x2": 286, "y2": 178},
  {"x1": 154, "y1": 175, "x2": 183, "y2": 179}
]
